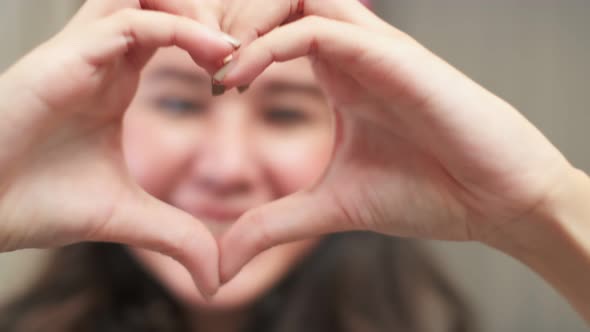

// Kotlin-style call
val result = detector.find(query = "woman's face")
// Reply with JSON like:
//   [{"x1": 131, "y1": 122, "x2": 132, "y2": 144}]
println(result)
[{"x1": 122, "y1": 48, "x2": 333, "y2": 310}]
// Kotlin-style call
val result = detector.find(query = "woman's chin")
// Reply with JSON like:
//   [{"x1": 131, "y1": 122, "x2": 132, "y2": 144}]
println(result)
[{"x1": 129, "y1": 238, "x2": 319, "y2": 311}]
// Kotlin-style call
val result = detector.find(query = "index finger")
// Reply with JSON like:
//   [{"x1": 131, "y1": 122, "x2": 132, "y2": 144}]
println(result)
[
  {"x1": 70, "y1": 0, "x2": 220, "y2": 29},
  {"x1": 222, "y1": 0, "x2": 392, "y2": 47}
]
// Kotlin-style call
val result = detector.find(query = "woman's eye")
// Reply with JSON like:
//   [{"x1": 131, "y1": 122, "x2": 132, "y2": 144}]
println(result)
[
  {"x1": 264, "y1": 107, "x2": 308, "y2": 126},
  {"x1": 154, "y1": 97, "x2": 205, "y2": 115}
]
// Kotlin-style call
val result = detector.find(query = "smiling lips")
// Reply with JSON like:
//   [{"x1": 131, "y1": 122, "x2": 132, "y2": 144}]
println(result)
[{"x1": 185, "y1": 203, "x2": 249, "y2": 224}]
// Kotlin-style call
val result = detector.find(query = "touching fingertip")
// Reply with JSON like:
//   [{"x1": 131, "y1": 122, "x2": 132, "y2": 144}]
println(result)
[
  {"x1": 194, "y1": 271, "x2": 220, "y2": 300},
  {"x1": 220, "y1": 33, "x2": 242, "y2": 50},
  {"x1": 213, "y1": 60, "x2": 235, "y2": 84},
  {"x1": 202, "y1": 285, "x2": 219, "y2": 301}
]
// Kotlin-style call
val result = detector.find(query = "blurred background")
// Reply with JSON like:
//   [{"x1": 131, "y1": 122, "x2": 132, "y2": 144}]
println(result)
[{"x1": 0, "y1": 1, "x2": 588, "y2": 331}]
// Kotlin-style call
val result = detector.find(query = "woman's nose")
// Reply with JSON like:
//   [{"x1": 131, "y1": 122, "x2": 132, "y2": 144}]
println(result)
[{"x1": 192, "y1": 103, "x2": 258, "y2": 195}]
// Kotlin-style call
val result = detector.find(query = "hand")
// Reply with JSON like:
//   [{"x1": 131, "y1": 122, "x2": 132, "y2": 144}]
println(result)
[
  {"x1": 217, "y1": 0, "x2": 576, "y2": 282},
  {"x1": 0, "y1": 0, "x2": 237, "y2": 297}
]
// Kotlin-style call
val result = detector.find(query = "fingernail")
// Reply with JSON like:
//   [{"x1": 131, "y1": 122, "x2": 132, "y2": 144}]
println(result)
[
  {"x1": 212, "y1": 82, "x2": 226, "y2": 96},
  {"x1": 238, "y1": 84, "x2": 250, "y2": 94},
  {"x1": 213, "y1": 60, "x2": 235, "y2": 84},
  {"x1": 222, "y1": 54, "x2": 233, "y2": 66},
  {"x1": 221, "y1": 33, "x2": 241, "y2": 50}
]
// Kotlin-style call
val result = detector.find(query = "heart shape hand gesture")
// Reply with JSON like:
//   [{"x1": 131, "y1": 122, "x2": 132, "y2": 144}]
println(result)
[{"x1": 0, "y1": 0, "x2": 578, "y2": 298}]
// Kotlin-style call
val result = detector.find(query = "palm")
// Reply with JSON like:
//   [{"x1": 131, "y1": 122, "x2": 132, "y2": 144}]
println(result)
[
  {"x1": 0, "y1": 56, "x2": 145, "y2": 250},
  {"x1": 305, "y1": 55, "x2": 566, "y2": 242},
  {"x1": 307, "y1": 71, "x2": 467, "y2": 240},
  {"x1": 2, "y1": 129, "x2": 129, "y2": 248}
]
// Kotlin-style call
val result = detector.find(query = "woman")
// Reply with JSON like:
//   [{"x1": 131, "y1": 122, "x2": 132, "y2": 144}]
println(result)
[
  {"x1": 0, "y1": 0, "x2": 589, "y2": 330},
  {"x1": 0, "y1": 2, "x2": 472, "y2": 331},
  {"x1": 0, "y1": 1, "x2": 474, "y2": 330}
]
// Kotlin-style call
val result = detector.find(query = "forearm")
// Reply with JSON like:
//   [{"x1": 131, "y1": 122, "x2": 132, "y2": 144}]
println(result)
[{"x1": 487, "y1": 167, "x2": 590, "y2": 323}]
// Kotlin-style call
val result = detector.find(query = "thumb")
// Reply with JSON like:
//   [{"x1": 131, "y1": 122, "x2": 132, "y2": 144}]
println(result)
[
  {"x1": 219, "y1": 191, "x2": 352, "y2": 284},
  {"x1": 89, "y1": 188, "x2": 219, "y2": 298}
]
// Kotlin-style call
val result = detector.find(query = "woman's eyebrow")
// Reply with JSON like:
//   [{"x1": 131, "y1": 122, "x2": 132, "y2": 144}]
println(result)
[
  {"x1": 262, "y1": 81, "x2": 324, "y2": 99},
  {"x1": 146, "y1": 67, "x2": 208, "y2": 86}
]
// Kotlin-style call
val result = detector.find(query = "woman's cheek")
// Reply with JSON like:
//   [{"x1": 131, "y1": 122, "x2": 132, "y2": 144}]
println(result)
[
  {"x1": 260, "y1": 132, "x2": 333, "y2": 195},
  {"x1": 122, "y1": 109, "x2": 196, "y2": 197}
]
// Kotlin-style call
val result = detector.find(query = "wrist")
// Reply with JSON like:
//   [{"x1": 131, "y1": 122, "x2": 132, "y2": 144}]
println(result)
[
  {"x1": 485, "y1": 167, "x2": 590, "y2": 262},
  {"x1": 483, "y1": 166, "x2": 590, "y2": 320}
]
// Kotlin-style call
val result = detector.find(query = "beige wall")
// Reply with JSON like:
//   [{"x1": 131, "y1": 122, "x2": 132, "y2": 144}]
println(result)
[
  {"x1": 0, "y1": 0, "x2": 80, "y2": 71},
  {"x1": 0, "y1": 1, "x2": 588, "y2": 331}
]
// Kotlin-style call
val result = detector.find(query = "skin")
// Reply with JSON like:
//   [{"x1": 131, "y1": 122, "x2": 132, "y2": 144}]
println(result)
[
  {"x1": 0, "y1": 0, "x2": 589, "y2": 324},
  {"x1": 122, "y1": 48, "x2": 333, "y2": 313}
]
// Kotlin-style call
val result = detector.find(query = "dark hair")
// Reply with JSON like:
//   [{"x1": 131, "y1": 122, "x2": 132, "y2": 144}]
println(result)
[{"x1": 0, "y1": 232, "x2": 475, "y2": 332}]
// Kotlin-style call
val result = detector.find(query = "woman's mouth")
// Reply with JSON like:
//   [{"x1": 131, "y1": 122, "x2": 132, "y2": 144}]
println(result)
[{"x1": 181, "y1": 202, "x2": 249, "y2": 224}]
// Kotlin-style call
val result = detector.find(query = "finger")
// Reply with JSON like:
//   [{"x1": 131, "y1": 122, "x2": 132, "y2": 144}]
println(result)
[
  {"x1": 219, "y1": 16, "x2": 373, "y2": 88},
  {"x1": 219, "y1": 191, "x2": 354, "y2": 284},
  {"x1": 142, "y1": 0, "x2": 224, "y2": 31},
  {"x1": 78, "y1": 9, "x2": 235, "y2": 73},
  {"x1": 72, "y1": 0, "x2": 200, "y2": 21},
  {"x1": 303, "y1": 0, "x2": 395, "y2": 34},
  {"x1": 89, "y1": 188, "x2": 219, "y2": 298},
  {"x1": 69, "y1": 1, "x2": 229, "y2": 55},
  {"x1": 222, "y1": 0, "x2": 393, "y2": 48},
  {"x1": 222, "y1": 0, "x2": 293, "y2": 46},
  {"x1": 192, "y1": 0, "x2": 223, "y2": 31}
]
